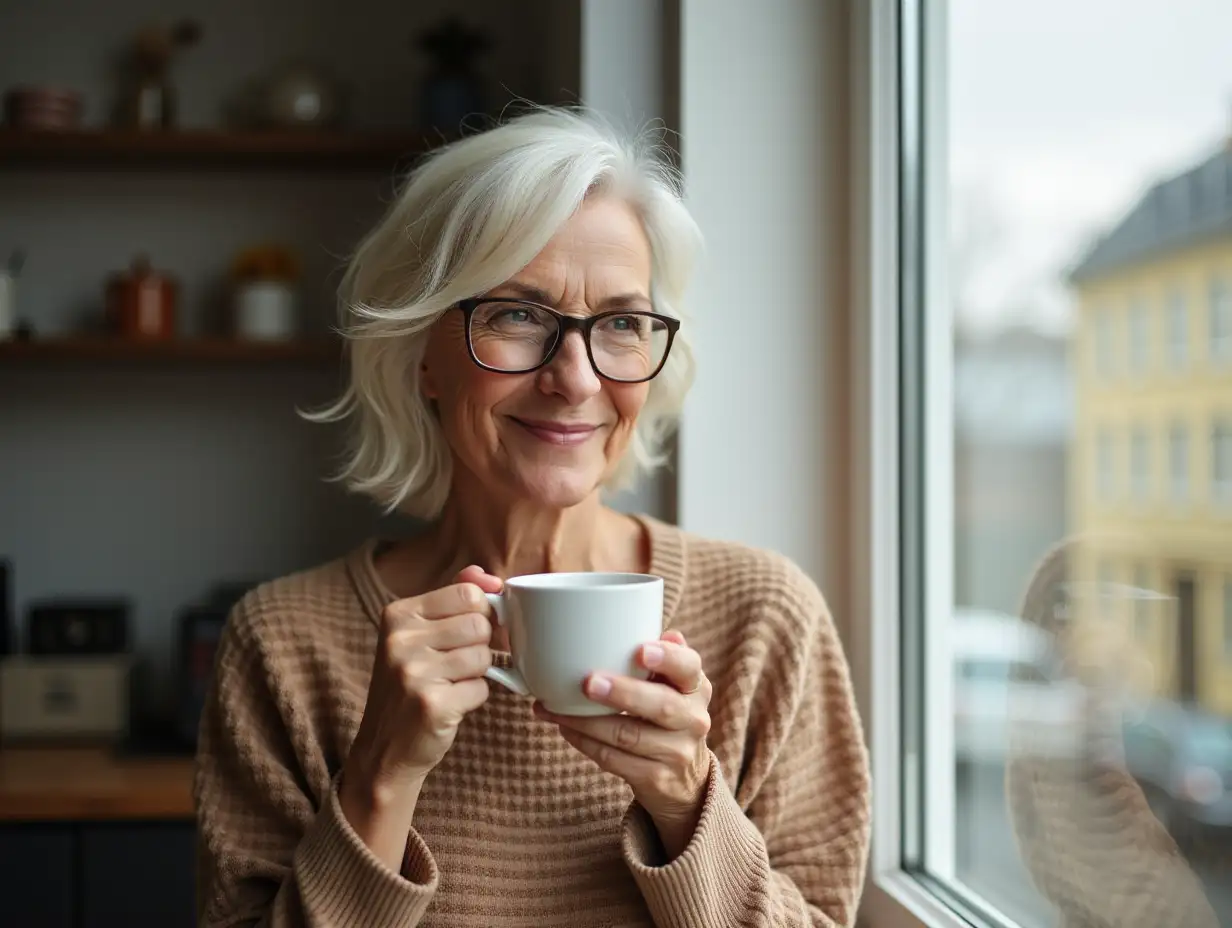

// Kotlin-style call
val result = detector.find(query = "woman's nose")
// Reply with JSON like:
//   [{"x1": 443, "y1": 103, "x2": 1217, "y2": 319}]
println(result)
[{"x1": 538, "y1": 330, "x2": 602, "y2": 401}]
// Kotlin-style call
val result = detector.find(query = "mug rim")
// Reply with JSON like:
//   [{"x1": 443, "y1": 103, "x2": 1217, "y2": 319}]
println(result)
[{"x1": 503, "y1": 571, "x2": 662, "y2": 590}]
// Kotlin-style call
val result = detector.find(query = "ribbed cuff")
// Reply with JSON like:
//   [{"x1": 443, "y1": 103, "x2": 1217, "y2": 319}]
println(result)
[
  {"x1": 621, "y1": 752, "x2": 771, "y2": 926},
  {"x1": 293, "y1": 777, "x2": 438, "y2": 927}
]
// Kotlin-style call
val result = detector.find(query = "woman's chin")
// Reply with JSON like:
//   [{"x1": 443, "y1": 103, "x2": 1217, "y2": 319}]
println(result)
[{"x1": 512, "y1": 464, "x2": 604, "y2": 509}]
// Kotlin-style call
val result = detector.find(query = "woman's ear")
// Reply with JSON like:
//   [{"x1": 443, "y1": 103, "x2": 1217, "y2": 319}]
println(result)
[{"x1": 420, "y1": 361, "x2": 438, "y2": 400}]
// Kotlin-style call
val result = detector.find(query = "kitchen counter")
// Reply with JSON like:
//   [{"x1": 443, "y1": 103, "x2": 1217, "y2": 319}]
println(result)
[{"x1": 0, "y1": 747, "x2": 195, "y2": 821}]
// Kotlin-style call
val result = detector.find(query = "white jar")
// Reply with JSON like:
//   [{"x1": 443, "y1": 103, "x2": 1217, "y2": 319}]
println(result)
[{"x1": 234, "y1": 281, "x2": 297, "y2": 341}]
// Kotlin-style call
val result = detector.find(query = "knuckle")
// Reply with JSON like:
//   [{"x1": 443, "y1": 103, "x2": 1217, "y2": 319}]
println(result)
[
  {"x1": 693, "y1": 711, "x2": 712, "y2": 740},
  {"x1": 397, "y1": 663, "x2": 419, "y2": 693},
  {"x1": 650, "y1": 767, "x2": 676, "y2": 795},
  {"x1": 457, "y1": 582, "x2": 484, "y2": 611},
  {"x1": 614, "y1": 719, "x2": 641, "y2": 749}
]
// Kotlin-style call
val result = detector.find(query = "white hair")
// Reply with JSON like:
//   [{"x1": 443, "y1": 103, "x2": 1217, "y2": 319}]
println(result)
[{"x1": 306, "y1": 107, "x2": 702, "y2": 519}]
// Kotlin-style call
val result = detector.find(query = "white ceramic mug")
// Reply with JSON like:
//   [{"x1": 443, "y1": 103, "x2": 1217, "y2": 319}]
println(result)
[{"x1": 483, "y1": 572, "x2": 664, "y2": 716}]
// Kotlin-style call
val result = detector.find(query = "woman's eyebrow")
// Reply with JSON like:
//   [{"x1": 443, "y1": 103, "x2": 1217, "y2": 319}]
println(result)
[{"x1": 488, "y1": 282, "x2": 652, "y2": 311}]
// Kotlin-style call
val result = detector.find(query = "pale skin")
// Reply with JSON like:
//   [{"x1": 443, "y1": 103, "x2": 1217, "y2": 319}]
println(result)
[{"x1": 338, "y1": 195, "x2": 713, "y2": 872}]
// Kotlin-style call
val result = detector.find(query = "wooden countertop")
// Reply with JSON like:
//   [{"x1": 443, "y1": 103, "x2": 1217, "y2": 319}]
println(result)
[{"x1": 0, "y1": 748, "x2": 195, "y2": 822}]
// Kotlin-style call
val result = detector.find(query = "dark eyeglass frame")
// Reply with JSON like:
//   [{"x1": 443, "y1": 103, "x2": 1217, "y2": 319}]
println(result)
[{"x1": 454, "y1": 297, "x2": 680, "y2": 384}]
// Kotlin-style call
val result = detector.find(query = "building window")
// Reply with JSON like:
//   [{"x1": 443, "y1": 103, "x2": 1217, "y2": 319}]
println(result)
[
  {"x1": 1167, "y1": 289, "x2": 1188, "y2": 370},
  {"x1": 1212, "y1": 277, "x2": 1232, "y2": 364},
  {"x1": 1224, "y1": 579, "x2": 1232, "y2": 661},
  {"x1": 1128, "y1": 298, "x2": 1150, "y2": 374},
  {"x1": 1095, "y1": 306, "x2": 1116, "y2": 377},
  {"x1": 1130, "y1": 426, "x2": 1151, "y2": 501},
  {"x1": 1168, "y1": 421, "x2": 1190, "y2": 502},
  {"x1": 1132, "y1": 566, "x2": 1152, "y2": 641},
  {"x1": 1214, "y1": 420, "x2": 1232, "y2": 503},
  {"x1": 1097, "y1": 428, "x2": 1117, "y2": 500}
]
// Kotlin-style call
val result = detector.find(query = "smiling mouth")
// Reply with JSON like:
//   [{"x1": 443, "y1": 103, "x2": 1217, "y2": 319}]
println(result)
[{"x1": 511, "y1": 418, "x2": 600, "y2": 446}]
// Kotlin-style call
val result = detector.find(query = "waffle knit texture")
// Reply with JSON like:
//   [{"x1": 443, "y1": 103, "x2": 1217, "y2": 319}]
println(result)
[{"x1": 194, "y1": 515, "x2": 871, "y2": 927}]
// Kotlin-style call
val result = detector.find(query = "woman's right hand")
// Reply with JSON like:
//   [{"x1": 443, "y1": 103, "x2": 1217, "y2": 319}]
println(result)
[{"x1": 339, "y1": 566, "x2": 501, "y2": 867}]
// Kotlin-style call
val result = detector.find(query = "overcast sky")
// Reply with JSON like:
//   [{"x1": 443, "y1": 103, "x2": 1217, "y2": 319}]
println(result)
[{"x1": 948, "y1": 0, "x2": 1232, "y2": 334}]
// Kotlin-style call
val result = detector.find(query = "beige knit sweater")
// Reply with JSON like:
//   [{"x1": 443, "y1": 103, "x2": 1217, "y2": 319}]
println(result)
[{"x1": 194, "y1": 515, "x2": 871, "y2": 927}]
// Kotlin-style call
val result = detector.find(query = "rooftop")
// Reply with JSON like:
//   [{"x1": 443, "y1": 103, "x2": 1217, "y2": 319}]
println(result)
[{"x1": 1068, "y1": 142, "x2": 1232, "y2": 284}]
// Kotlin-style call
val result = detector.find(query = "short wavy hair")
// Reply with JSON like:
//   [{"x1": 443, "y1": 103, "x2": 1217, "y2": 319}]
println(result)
[{"x1": 307, "y1": 107, "x2": 702, "y2": 519}]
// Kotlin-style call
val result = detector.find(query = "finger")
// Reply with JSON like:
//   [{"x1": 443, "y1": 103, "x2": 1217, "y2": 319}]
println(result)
[
  {"x1": 451, "y1": 676, "x2": 491, "y2": 713},
  {"x1": 396, "y1": 612, "x2": 490, "y2": 650},
  {"x1": 453, "y1": 565, "x2": 504, "y2": 594},
  {"x1": 640, "y1": 641, "x2": 704, "y2": 695},
  {"x1": 536, "y1": 703, "x2": 690, "y2": 764},
  {"x1": 661, "y1": 629, "x2": 687, "y2": 647},
  {"x1": 583, "y1": 673, "x2": 698, "y2": 732},
  {"x1": 415, "y1": 582, "x2": 495, "y2": 621},
  {"x1": 434, "y1": 643, "x2": 493, "y2": 681},
  {"x1": 556, "y1": 725, "x2": 663, "y2": 783}
]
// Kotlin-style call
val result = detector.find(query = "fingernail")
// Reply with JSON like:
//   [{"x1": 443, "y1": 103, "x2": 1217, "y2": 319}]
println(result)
[
  {"x1": 588, "y1": 675, "x2": 612, "y2": 698},
  {"x1": 642, "y1": 644, "x2": 664, "y2": 668}
]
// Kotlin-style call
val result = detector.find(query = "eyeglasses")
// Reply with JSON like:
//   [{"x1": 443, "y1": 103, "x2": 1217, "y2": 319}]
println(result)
[{"x1": 454, "y1": 298, "x2": 680, "y2": 384}]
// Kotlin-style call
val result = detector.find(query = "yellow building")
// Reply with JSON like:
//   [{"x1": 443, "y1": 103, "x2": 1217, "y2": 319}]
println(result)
[{"x1": 1069, "y1": 142, "x2": 1232, "y2": 715}]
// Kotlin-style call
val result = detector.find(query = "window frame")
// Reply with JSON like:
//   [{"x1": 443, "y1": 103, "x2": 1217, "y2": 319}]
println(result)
[{"x1": 849, "y1": 3, "x2": 1015, "y2": 926}]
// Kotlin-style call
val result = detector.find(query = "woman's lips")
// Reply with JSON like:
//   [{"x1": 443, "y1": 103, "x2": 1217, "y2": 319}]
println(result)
[{"x1": 511, "y1": 418, "x2": 599, "y2": 446}]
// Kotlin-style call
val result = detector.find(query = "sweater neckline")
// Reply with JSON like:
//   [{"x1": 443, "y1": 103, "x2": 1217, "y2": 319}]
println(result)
[{"x1": 346, "y1": 513, "x2": 688, "y2": 647}]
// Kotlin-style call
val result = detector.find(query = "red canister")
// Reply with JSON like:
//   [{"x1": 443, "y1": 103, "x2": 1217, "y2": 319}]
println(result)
[{"x1": 106, "y1": 255, "x2": 178, "y2": 339}]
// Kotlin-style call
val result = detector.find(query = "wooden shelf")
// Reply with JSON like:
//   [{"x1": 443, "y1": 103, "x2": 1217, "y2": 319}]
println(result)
[
  {"x1": 0, "y1": 128, "x2": 440, "y2": 170},
  {"x1": 0, "y1": 337, "x2": 340, "y2": 363},
  {"x1": 0, "y1": 747, "x2": 194, "y2": 821}
]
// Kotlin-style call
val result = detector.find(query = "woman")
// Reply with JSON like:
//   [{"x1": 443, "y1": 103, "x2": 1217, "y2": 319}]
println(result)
[{"x1": 194, "y1": 107, "x2": 871, "y2": 927}]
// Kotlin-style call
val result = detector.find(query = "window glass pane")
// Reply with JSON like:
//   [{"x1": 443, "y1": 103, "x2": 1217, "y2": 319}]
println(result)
[
  {"x1": 942, "y1": 1, "x2": 1232, "y2": 924},
  {"x1": 1168, "y1": 290, "x2": 1189, "y2": 370}
]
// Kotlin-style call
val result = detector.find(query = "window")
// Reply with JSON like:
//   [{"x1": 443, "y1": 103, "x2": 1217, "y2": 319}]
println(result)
[
  {"x1": 1224, "y1": 580, "x2": 1232, "y2": 661},
  {"x1": 853, "y1": 3, "x2": 1232, "y2": 928},
  {"x1": 1169, "y1": 421, "x2": 1190, "y2": 502},
  {"x1": 1211, "y1": 277, "x2": 1232, "y2": 364},
  {"x1": 1214, "y1": 420, "x2": 1232, "y2": 503},
  {"x1": 1095, "y1": 307, "x2": 1116, "y2": 378},
  {"x1": 1167, "y1": 289, "x2": 1188, "y2": 370},
  {"x1": 1097, "y1": 428, "x2": 1117, "y2": 500},
  {"x1": 1128, "y1": 299, "x2": 1150, "y2": 374},
  {"x1": 1130, "y1": 426, "x2": 1151, "y2": 501}
]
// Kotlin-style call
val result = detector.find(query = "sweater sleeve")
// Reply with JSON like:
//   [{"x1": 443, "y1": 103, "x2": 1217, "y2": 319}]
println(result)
[
  {"x1": 621, "y1": 570, "x2": 871, "y2": 927},
  {"x1": 194, "y1": 600, "x2": 439, "y2": 927}
]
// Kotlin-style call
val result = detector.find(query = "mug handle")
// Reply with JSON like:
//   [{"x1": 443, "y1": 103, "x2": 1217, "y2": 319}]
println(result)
[{"x1": 482, "y1": 592, "x2": 531, "y2": 696}]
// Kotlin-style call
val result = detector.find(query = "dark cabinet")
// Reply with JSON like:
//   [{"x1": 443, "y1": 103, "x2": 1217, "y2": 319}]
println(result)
[
  {"x1": 81, "y1": 823, "x2": 197, "y2": 928},
  {"x1": 0, "y1": 824, "x2": 76, "y2": 928},
  {"x1": 0, "y1": 821, "x2": 195, "y2": 928}
]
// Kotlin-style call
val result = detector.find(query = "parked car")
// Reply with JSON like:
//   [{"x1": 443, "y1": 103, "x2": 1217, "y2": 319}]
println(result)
[
  {"x1": 1121, "y1": 699, "x2": 1232, "y2": 850},
  {"x1": 953, "y1": 608, "x2": 1086, "y2": 765}
]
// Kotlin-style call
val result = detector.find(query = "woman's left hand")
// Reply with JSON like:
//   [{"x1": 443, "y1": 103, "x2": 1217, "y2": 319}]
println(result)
[{"x1": 533, "y1": 630, "x2": 713, "y2": 859}]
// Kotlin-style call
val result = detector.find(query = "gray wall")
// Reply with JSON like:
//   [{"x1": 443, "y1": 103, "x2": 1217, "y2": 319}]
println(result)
[{"x1": 0, "y1": 0, "x2": 584, "y2": 715}]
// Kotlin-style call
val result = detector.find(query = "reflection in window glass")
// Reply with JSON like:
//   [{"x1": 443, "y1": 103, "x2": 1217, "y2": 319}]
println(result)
[{"x1": 946, "y1": 1, "x2": 1232, "y2": 924}]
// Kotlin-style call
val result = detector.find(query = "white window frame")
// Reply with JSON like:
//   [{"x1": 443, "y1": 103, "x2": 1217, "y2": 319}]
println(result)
[
  {"x1": 1223, "y1": 579, "x2": 1232, "y2": 662},
  {"x1": 1097, "y1": 427, "x2": 1117, "y2": 501},
  {"x1": 848, "y1": 3, "x2": 1006, "y2": 926},
  {"x1": 1095, "y1": 307, "x2": 1117, "y2": 379}
]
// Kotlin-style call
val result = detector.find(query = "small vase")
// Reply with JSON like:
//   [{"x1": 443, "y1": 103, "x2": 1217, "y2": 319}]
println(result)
[{"x1": 234, "y1": 281, "x2": 297, "y2": 341}]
